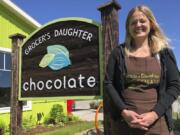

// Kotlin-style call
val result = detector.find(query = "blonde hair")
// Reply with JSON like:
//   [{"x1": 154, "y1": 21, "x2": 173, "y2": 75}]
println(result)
[{"x1": 125, "y1": 5, "x2": 170, "y2": 55}]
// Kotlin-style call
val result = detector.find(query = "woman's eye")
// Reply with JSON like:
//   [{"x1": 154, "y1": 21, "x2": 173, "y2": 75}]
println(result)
[
  {"x1": 140, "y1": 19, "x2": 146, "y2": 23},
  {"x1": 130, "y1": 19, "x2": 146, "y2": 25},
  {"x1": 131, "y1": 21, "x2": 137, "y2": 25}
]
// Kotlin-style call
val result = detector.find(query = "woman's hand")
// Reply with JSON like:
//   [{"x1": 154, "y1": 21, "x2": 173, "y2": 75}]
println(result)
[
  {"x1": 121, "y1": 109, "x2": 148, "y2": 130},
  {"x1": 121, "y1": 109, "x2": 141, "y2": 122},
  {"x1": 133, "y1": 111, "x2": 158, "y2": 127}
]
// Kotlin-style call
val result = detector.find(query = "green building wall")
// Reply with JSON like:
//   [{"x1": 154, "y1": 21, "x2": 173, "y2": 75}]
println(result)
[
  {"x1": 0, "y1": 5, "x2": 32, "y2": 48},
  {"x1": 0, "y1": 3, "x2": 66, "y2": 130}
]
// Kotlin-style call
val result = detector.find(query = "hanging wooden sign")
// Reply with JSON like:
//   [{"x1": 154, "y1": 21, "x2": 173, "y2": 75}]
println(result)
[{"x1": 19, "y1": 18, "x2": 102, "y2": 100}]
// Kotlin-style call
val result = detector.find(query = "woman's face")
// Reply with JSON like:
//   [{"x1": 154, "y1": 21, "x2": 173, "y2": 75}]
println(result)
[{"x1": 128, "y1": 10, "x2": 151, "y2": 41}]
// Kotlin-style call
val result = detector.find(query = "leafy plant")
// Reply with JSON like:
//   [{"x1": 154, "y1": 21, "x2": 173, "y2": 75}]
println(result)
[
  {"x1": 67, "y1": 114, "x2": 79, "y2": 122},
  {"x1": 89, "y1": 100, "x2": 102, "y2": 109},
  {"x1": 22, "y1": 115, "x2": 36, "y2": 131},
  {"x1": 0, "y1": 120, "x2": 6, "y2": 134},
  {"x1": 44, "y1": 104, "x2": 65, "y2": 125},
  {"x1": 43, "y1": 104, "x2": 80, "y2": 126},
  {"x1": 37, "y1": 112, "x2": 44, "y2": 124},
  {"x1": 50, "y1": 104, "x2": 65, "y2": 124}
]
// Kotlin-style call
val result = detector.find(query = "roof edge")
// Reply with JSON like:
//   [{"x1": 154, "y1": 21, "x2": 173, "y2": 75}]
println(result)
[{"x1": 1, "y1": 0, "x2": 41, "y2": 28}]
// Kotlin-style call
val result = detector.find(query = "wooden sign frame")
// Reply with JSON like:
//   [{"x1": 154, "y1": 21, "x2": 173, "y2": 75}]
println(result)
[{"x1": 18, "y1": 17, "x2": 103, "y2": 100}]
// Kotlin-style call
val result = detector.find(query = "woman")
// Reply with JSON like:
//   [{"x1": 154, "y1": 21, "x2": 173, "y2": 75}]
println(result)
[{"x1": 105, "y1": 5, "x2": 180, "y2": 135}]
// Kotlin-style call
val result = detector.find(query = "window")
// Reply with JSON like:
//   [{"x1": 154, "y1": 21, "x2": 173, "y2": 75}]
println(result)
[
  {"x1": 0, "y1": 51, "x2": 11, "y2": 108},
  {"x1": 0, "y1": 49, "x2": 31, "y2": 113}
]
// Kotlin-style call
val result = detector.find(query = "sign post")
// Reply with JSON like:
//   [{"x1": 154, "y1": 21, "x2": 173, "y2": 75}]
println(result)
[
  {"x1": 9, "y1": 33, "x2": 26, "y2": 135},
  {"x1": 98, "y1": 0, "x2": 121, "y2": 71},
  {"x1": 98, "y1": 1, "x2": 121, "y2": 134}
]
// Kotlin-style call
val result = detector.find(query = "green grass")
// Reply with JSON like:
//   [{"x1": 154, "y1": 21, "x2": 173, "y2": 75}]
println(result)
[{"x1": 38, "y1": 121, "x2": 99, "y2": 135}]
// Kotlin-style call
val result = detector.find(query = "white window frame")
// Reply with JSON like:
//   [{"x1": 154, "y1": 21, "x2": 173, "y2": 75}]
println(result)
[
  {"x1": 0, "y1": 47, "x2": 32, "y2": 113},
  {"x1": 0, "y1": 101, "x2": 32, "y2": 113}
]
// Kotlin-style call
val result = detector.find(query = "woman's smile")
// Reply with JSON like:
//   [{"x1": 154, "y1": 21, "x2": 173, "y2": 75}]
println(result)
[{"x1": 129, "y1": 11, "x2": 151, "y2": 39}]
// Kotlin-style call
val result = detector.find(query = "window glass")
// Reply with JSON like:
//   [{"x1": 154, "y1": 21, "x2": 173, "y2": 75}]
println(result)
[
  {"x1": 0, "y1": 71, "x2": 11, "y2": 87},
  {"x1": 0, "y1": 52, "x2": 4, "y2": 69},
  {"x1": 0, "y1": 71, "x2": 11, "y2": 107},
  {"x1": 5, "y1": 53, "x2": 11, "y2": 70},
  {"x1": 0, "y1": 88, "x2": 10, "y2": 107}
]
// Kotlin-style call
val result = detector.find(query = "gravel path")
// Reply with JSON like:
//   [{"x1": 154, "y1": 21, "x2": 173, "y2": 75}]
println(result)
[{"x1": 72, "y1": 100, "x2": 103, "y2": 121}]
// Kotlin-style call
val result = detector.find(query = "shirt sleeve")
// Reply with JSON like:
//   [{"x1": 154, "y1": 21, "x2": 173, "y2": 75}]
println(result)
[
  {"x1": 152, "y1": 49, "x2": 180, "y2": 117},
  {"x1": 104, "y1": 48, "x2": 127, "y2": 113}
]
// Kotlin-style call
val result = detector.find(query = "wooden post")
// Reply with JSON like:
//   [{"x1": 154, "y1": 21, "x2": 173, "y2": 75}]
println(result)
[
  {"x1": 98, "y1": 0, "x2": 121, "y2": 71},
  {"x1": 9, "y1": 33, "x2": 26, "y2": 135},
  {"x1": 98, "y1": 1, "x2": 121, "y2": 134}
]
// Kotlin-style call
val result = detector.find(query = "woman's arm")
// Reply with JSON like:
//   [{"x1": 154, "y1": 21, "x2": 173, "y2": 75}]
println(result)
[
  {"x1": 104, "y1": 47, "x2": 127, "y2": 112},
  {"x1": 152, "y1": 49, "x2": 180, "y2": 117}
]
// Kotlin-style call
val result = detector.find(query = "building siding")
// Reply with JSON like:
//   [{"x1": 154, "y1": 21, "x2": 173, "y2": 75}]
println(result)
[{"x1": 0, "y1": 5, "x2": 33, "y2": 49}]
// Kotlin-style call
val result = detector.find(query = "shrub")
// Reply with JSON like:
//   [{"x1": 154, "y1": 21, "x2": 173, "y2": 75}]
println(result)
[
  {"x1": 50, "y1": 104, "x2": 63, "y2": 118},
  {"x1": 89, "y1": 100, "x2": 102, "y2": 109},
  {"x1": 89, "y1": 101, "x2": 98, "y2": 109},
  {"x1": 43, "y1": 115, "x2": 56, "y2": 125},
  {"x1": 50, "y1": 104, "x2": 65, "y2": 124},
  {"x1": 22, "y1": 115, "x2": 36, "y2": 131},
  {"x1": 67, "y1": 114, "x2": 79, "y2": 122},
  {"x1": 44, "y1": 104, "x2": 65, "y2": 125},
  {"x1": 0, "y1": 120, "x2": 6, "y2": 134},
  {"x1": 44, "y1": 104, "x2": 80, "y2": 126}
]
